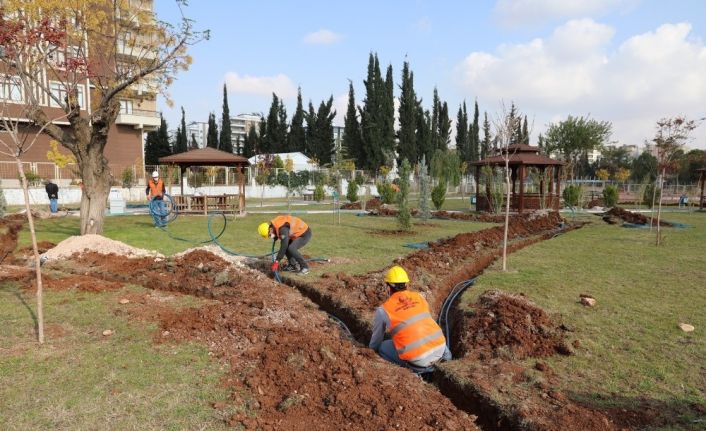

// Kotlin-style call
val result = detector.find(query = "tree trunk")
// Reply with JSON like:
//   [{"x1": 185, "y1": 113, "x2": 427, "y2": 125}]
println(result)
[
  {"x1": 16, "y1": 159, "x2": 44, "y2": 344},
  {"x1": 77, "y1": 137, "x2": 112, "y2": 235},
  {"x1": 656, "y1": 168, "x2": 666, "y2": 246},
  {"x1": 502, "y1": 159, "x2": 511, "y2": 271}
]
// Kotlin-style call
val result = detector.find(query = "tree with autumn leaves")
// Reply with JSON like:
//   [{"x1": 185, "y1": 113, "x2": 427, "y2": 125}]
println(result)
[{"x1": 0, "y1": 0, "x2": 207, "y2": 234}]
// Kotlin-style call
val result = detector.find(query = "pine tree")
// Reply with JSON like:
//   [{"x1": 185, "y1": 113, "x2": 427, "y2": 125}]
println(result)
[
  {"x1": 359, "y1": 52, "x2": 385, "y2": 171},
  {"x1": 455, "y1": 101, "x2": 468, "y2": 163},
  {"x1": 342, "y1": 81, "x2": 363, "y2": 165},
  {"x1": 288, "y1": 87, "x2": 306, "y2": 153},
  {"x1": 522, "y1": 115, "x2": 529, "y2": 145},
  {"x1": 397, "y1": 61, "x2": 417, "y2": 166},
  {"x1": 219, "y1": 84, "x2": 233, "y2": 153},
  {"x1": 305, "y1": 96, "x2": 336, "y2": 165},
  {"x1": 481, "y1": 112, "x2": 491, "y2": 159},
  {"x1": 174, "y1": 107, "x2": 188, "y2": 153},
  {"x1": 264, "y1": 93, "x2": 287, "y2": 153},
  {"x1": 470, "y1": 100, "x2": 480, "y2": 162},
  {"x1": 144, "y1": 115, "x2": 172, "y2": 164},
  {"x1": 206, "y1": 112, "x2": 219, "y2": 148}
]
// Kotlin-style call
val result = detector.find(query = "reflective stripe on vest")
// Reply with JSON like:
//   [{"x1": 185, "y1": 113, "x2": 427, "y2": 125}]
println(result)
[
  {"x1": 271, "y1": 215, "x2": 309, "y2": 239},
  {"x1": 381, "y1": 291, "x2": 446, "y2": 362},
  {"x1": 148, "y1": 179, "x2": 164, "y2": 198}
]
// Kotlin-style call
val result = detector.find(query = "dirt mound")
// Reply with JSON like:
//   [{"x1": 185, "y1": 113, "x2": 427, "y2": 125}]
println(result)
[
  {"x1": 433, "y1": 211, "x2": 505, "y2": 223},
  {"x1": 605, "y1": 207, "x2": 649, "y2": 224},
  {"x1": 453, "y1": 290, "x2": 570, "y2": 360},
  {"x1": 0, "y1": 214, "x2": 26, "y2": 264},
  {"x1": 340, "y1": 197, "x2": 383, "y2": 210},
  {"x1": 42, "y1": 234, "x2": 162, "y2": 261}
]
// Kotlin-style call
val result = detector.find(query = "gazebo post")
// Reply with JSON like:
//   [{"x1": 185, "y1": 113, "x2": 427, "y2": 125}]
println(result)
[
  {"x1": 539, "y1": 166, "x2": 545, "y2": 208},
  {"x1": 474, "y1": 165, "x2": 481, "y2": 212},
  {"x1": 556, "y1": 167, "x2": 562, "y2": 208},
  {"x1": 518, "y1": 164, "x2": 525, "y2": 213},
  {"x1": 699, "y1": 170, "x2": 706, "y2": 210},
  {"x1": 180, "y1": 166, "x2": 185, "y2": 196},
  {"x1": 549, "y1": 166, "x2": 554, "y2": 208},
  {"x1": 239, "y1": 167, "x2": 246, "y2": 215}
]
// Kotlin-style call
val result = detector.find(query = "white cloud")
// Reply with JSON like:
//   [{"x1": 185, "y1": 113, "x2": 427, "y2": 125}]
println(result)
[
  {"x1": 454, "y1": 20, "x2": 706, "y2": 149},
  {"x1": 303, "y1": 29, "x2": 343, "y2": 45},
  {"x1": 494, "y1": 0, "x2": 638, "y2": 27},
  {"x1": 332, "y1": 93, "x2": 349, "y2": 127},
  {"x1": 224, "y1": 72, "x2": 297, "y2": 99},
  {"x1": 416, "y1": 17, "x2": 432, "y2": 33}
]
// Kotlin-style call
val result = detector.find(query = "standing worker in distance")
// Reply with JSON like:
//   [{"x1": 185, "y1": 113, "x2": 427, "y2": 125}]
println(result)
[
  {"x1": 369, "y1": 266, "x2": 451, "y2": 372},
  {"x1": 146, "y1": 170, "x2": 166, "y2": 227},
  {"x1": 258, "y1": 215, "x2": 312, "y2": 275},
  {"x1": 44, "y1": 179, "x2": 59, "y2": 213}
]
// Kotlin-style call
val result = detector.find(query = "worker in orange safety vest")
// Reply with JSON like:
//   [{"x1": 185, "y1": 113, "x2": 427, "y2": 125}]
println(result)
[
  {"x1": 369, "y1": 265, "x2": 451, "y2": 372},
  {"x1": 146, "y1": 170, "x2": 166, "y2": 227},
  {"x1": 258, "y1": 215, "x2": 312, "y2": 275}
]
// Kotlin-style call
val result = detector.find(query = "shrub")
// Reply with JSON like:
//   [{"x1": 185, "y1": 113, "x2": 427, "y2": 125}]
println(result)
[
  {"x1": 562, "y1": 184, "x2": 582, "y2": 208},
  {"x1": 121, "y1": 167, "x2": 135, "y2": 188},
  {"x1": 346, "y1": 180, "x2": 358, "y2": 203},
  {"x1": 21, "y1": 170, "x2": 42, "y2": 187},
  {"x1": 602, "y1": 185, "x2": 619, "y2": 207},
  {"x1": 377, "y1": 182, "x2": 396, "y2": 204},
  {"x1": 313, "y1": 184, "x2": 325, "y2": 202},
  {"x1": 643, "y1": 184, "x2": 660, "y2": 208},
  {"x1": 431, "y1": 182, "x2": 447, "y2": 210}
]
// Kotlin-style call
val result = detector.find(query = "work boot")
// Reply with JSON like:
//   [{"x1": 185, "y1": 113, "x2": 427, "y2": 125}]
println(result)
[{"x1": 298, "y1": 267, "x2": 310, "y2": 275}]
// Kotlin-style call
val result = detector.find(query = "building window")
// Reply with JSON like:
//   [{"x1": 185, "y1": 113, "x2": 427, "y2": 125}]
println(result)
[
  {"x1": 49, "y1": 81, "x2": 85, "y2": 109},
  {"x1": 119, "y1": 100, "x2": 133, "y2": 114},
  {"x1": 50, "y1": 45, "x2": 82, "y2": 70},
  {"x1": 0, "y1": 76, "x2": 23, "y2": 102}
]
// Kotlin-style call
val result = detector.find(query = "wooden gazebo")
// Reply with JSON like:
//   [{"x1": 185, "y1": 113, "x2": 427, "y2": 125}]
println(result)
[
  {"x1": 698, "y1": 167, "x2": 706, "y2": 210},
  {"x1": 159, "y1": 147, "x2": 250, "y2": 214},
  {"x1": 470, "y1": 144, "x2": 565, "y2": 213}
]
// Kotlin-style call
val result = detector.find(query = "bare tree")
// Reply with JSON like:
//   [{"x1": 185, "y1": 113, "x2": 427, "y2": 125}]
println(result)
[
  {"x1": 0, "y1": 94, "x2": 67, "y2": 344},
  {"x1": 651, "y1": 117, "x2": 700, "y2": 245},
  {"x1": 0, "y1": 0, "x2": 207, "y2": 234},
  {"x1": 492, "y1": 102, "x2": 523, "y2": 271}
]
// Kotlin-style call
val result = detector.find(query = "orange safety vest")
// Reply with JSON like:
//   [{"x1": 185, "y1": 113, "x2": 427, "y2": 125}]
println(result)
[
  {"x1": 148, "y1": 178, "x2": 164, "y2": 199},
  {"x1": 271, "y1": 215, "x2": 309, "y2": 240},
  {"x1": 381, "y1": 291, "x2": 446, "y2": 362}
]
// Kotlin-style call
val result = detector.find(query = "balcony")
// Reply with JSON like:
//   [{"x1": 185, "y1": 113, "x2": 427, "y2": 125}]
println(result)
[{"x1": 116, "y1": 108, "x2": 160, "y2": 131}]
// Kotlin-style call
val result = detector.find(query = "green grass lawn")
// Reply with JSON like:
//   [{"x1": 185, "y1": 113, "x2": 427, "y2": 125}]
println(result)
[
  {"x1": 462, "y1": 211, "x2": 706, "y2": 422},
  {"x1": 0, "y1": 283, "x2": 233, "y2": 430}
]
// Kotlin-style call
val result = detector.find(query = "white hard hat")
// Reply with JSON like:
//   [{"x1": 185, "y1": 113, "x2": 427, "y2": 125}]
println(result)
[{"x1": 152, "y1": 170, "x2": 159, "y2": 178}]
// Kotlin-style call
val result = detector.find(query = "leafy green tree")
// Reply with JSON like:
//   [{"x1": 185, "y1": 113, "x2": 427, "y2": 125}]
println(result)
[
  {"x1": 455, "y1": 102, "x2": 469, "y2": 163},
  {"x1": 305, "y1": 96, "x2": 336, "y2": 165},
  {"x1": 219, "y1": 84, "x2": 233, "y2": 153},
  {"x1": 144, "y1": 115, "x2": 172, "y2": 164},
  {"x1": 174, "y1": 107, "x2": 188, "y2": 154},
  {"x1": 594, "y1": 146, "x2": 632, "y2": 176},
  {"x1": 431, "y1": 149, "x2": 461, "y2": 188},
  {"x1": 206, "y1": 112, "x2": 218, "y2": 149},
  {"x1": 346, "y1": 180, "x2": 359, "y2": 203},
  {"x1": 544, "y1": 115, "x2": 612, "y2": 179},
  {"x1": 288, "y1": 87, "x2": 306, "y2": 153},
  {"x1": 397, "y1": 61, "x2": 418, "y2": 166},
  {"x1": 603, "y1": 185, "x2": 619, "y2": 207},
  {"x1": 342, "y1": 81, "x2": 363, "y2": 165},
  {"x1": 470, "y1": 100, "x2": 480, "y2": 162},
  {"x1": 418, "y1": 155, "x2": 431, "y2": 220},
  {"x1": 676, "y1": 149, "x2": 706, "y2": 183},
  {"x1": 397, "y1": 159, "x2": 412, "y2": 230}
]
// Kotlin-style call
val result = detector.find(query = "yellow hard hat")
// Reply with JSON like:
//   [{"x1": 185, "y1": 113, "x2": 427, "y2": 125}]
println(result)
[
  {"x1": 384, "y1": 265, "x2": 410, "y2": 284},
  {"x1": 257, "y1": 222, "x2": 270, "y2": 238}
]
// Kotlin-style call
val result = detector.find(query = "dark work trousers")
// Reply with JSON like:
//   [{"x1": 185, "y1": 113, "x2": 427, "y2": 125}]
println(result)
[{"x1": 286, "y1": 228, "x2": 312, "y2": 270}]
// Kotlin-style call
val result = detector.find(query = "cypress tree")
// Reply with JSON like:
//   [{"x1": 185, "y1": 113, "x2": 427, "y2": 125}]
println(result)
[
  {"x1": 144, "y1": 115, "x2": 172, "y2": 164},
  {"x1": 397, "y1": 61, "x2": 417, "y2": 166},
  {"x1": 206, "y1": 112, "x2": 219, "y2": 149},
  {"x1": 438, "y1": 100, "x2": 451, "y2": 151},
  {"x1": 522, "y1": 115, "x2": 529, "y2": 145},
  {"x1": 277, "y1": 99, "x2": 288, "y2": 152},
  {"x1": 288, "y1": 87, "x2": 306, "y2": 153},
  {"x1": 381, "y1": 64, "x2": 395, "y2": 163},
  {"x1": 455, "y1": 101, "x2": 468, "y2": 163},
  {"x1": 417, "y1": 103, "x2": 433, "y2": 165},
  {"x1": 430, "y1": 88, "x2": 440, "y2": 152},
  {"x1": 220, "y1": 84, "x2": 233, "y2": 153},
  {"x1": 470, "y1": 100, "x2": 480, "y2": 162},
  {"x1": 359, "y1": 52, "x2": 384, "y2": 171},
  {"x1": 305, "y1": 96, "x2": 336, "y2": 165},
  {"x1": 257, "y1": 116, "x2": 267, "y2": 154},
  {"x1": 481, "y1": 112, "x2": 491, "y2": 159},
  {"x1": 264, "y1": 93, "x2": 287, "y2": 153},
  {"x1": 242, "y1": 125, "x2": 257, "y2": 158},
  {"x1": 342, "y1": 81, "x2": 363, "y2": 166},
  {"x1": 174, "y1": 107, "x2": 188, "y2": 153}
]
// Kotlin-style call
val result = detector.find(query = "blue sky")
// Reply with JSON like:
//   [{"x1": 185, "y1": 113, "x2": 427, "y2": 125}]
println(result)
[{"x1": 155, "y1": 0, "x2": 706, "y2": 150}]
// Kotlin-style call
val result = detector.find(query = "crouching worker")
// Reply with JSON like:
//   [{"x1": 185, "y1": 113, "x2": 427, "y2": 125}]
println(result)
[
  {"x1": 369, "y1": 266, "x2": 451, "y2": 373},
  {"x1": 258, "y1": 215, "x2": 312, "y2": 275}
]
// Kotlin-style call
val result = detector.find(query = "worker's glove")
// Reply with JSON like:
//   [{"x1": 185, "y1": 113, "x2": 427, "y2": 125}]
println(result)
[{"x1": 271, "y1": 261, "x2": 280, "y2": 272}]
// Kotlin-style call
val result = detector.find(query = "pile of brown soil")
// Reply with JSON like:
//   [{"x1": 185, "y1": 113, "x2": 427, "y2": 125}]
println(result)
[
  {"x1": 340, "y1": 197, "x2": 383, "y2": 210},
  {"x1": 433, "y1": 211, "x2": 506, "y2": 223},
  {"x1": 0, "y1": 214, "x2": 25, "y2": 264},
  {"x1": 453, "y1": 290, "x2": 570, "y2": 360},
  {"x1": 605, "y1": 207, "x2": 649, "y2": 224}
]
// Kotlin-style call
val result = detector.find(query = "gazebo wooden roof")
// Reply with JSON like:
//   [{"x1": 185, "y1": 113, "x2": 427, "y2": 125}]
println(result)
[
  {"x1": 470, "y1": 144, "x2": 565, "y2": 213},
  {"x1": 158, "y1": 147, "x2": 251, "y2": 213}
]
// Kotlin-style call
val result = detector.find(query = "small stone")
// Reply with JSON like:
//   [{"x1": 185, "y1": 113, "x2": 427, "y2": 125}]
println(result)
[
  {"x1": 118, "y1": 298, "x2": 130, "y2": 304},
  {"x1": 102, "y1": 329, "x2": 114, "y2": 336},
  {"x1": 162, "y1": 330, "x2": 170, "y2": 336},
  {"x1": 678, "y1": 323, "x2": 695, "y2": 332},
  {"x1": 580, "y1": 297, "x2": 596, "y2": 307}
]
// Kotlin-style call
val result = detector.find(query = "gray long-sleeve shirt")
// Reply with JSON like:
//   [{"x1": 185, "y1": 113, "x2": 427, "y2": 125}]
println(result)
[{"x1": 368, "y1": 307, "x2": 390, "y2": 352}]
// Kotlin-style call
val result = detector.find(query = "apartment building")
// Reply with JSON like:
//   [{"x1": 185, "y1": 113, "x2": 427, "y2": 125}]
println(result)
[
  {"x1": 229, "y1": 113, "x2": 262, "y2": 153},
  {"x1": 186, "y1": 121, "x2": 209, "y2": 149},
  {"x1": 0, "y1": 0, "x2": 160, "y2": 182}
]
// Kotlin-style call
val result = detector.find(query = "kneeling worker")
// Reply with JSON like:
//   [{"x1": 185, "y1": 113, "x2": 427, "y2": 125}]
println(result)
[
  {"x1": 258, "y1": 215, "x2": 312, "y2": 275},
  {"x1": 369, "y1": 266, "x2": 451, "y2": 372}
]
